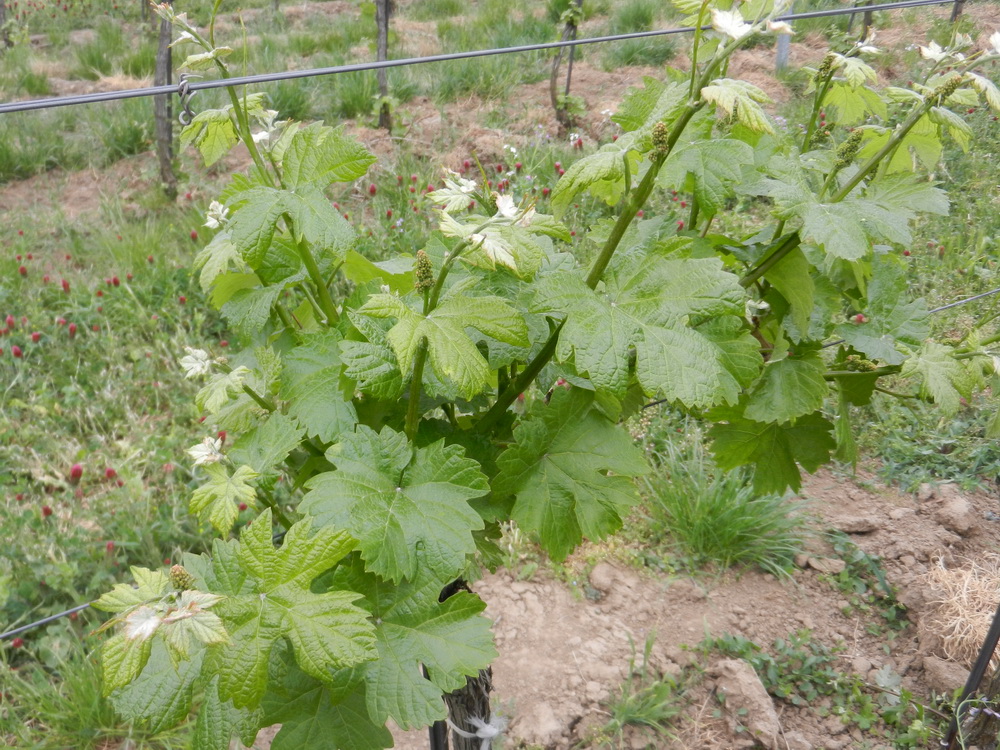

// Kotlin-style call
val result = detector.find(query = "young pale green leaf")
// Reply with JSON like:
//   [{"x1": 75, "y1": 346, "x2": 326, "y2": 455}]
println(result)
[
  {"x1": 229, "y1": 413, "x2": 306, "y2": 476},
  {"x1": 900, "y1": 342, "x2": 975, "y2": 415},
  {"x1": 179, "y1": 46, "x2": 232, "y2": 70},
  {"x1": 94, "y1": 567, "x2": 171, "y2": 614},
  {"x1": 661, "y1": 139, "x2": 755, "y2": 216},
  {"x1": 190, "y1": 464, "x2": 259, "y2": 534},
  {"x1": 709, "y1": 410, "x2": 836, "y2": 495},
  {"x1": 214, "y1": 511, "x2": 375, "y2": 708},
  {"x1": 494, "y1": 389, "x2": 649, "y2": 561},
  {"x1": 109, "y1": 642, "x2": 203, "y2": 734},
  {"x1": 280, "y1": 330, "x2": 359, "y2": 443},
  {"x1": 226, "y1": 185, "x2": 354, "y2": 269},
  {"x1": 180, "y1": 109, "x2": 238, "y2": 167},
  {"x1": 743, "y1": 352, "x2": 829, "y2": 424},
  {"x1": 839, "y1": 57, "x2": 877, "y2": 88},
  {"x1": 344, "y1": 250, "x2": 414, "y2": 295},
  {"x1": 341, "y1": 316, "x2": 406, "y2": 401},
  {"x1": 101, "y1": 632, "x2": 154, "y2": 696},
  {"x1": 302, "y1": 425, "x2": 487, "y2": 583},
  {"x1": 197, "y1": 367, "x2": 250, "y2": 415},
  {"x1": 550, "y1": 139, "x2": 639, "y2": 218},
  {"x1": 331, "y1": 560, "x2": 497, "y2": 729},
  {"x1": 800, "y1": 202, "x2": 870, "y2": 260},
  {"x1": 834, "y1": 391, "x2": 858, "y2": 467},
  {"x1": 195, "y1": 232, "x2": 243, "y2": 292},
  {"x1": 929, "y1": 106, "x2": 973, "y2": 150},
  {"x1": 822, "y1": 82, "x2": 887, "y2": 125},
  {"x1": 701, "y1": 79, "x2": 774, "y2": 134},
  {"x1": 612, "y1": 78, "x2": 687, "y2": 133},
  {"x1": 969, "y1": 72, "x2": 1000, "y2": 113},
  {"x1": 359, "y1": 293, "x2": 528, "y2": 400},
  {"x1": 282, "y1": 123, "x2": 377, "y2": 189},
  {"x1": 262, "y1": 665, "x2": 393, "y2": 750}
]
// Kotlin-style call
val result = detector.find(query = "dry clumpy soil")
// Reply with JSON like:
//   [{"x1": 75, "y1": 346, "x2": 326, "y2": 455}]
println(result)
[{"x1": 247, "y1": 470, "x2": 1000, "y2": 750}]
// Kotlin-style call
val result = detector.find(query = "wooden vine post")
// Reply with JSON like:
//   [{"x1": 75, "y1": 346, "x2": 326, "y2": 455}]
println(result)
[
  {"x1": 153, "y1": 0, "x2": 177, "y2": 200},
  {"x1": 375, "y1": 0, "x2": 393, "y2": 130},
  {"x1": 550, "y1": 0, "x2": 583, "y2": 130}
]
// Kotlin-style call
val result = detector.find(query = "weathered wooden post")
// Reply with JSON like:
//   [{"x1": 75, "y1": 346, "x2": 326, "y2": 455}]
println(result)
[
  {"x1": 376, "y1": 0, "x2": 393, "y2": 130},
  {"x1": 154, "y1": 0, "x2": 177, "y2": 200},
  {"x1": 550, "y1": 0, "x2": 584, "y2": 130}
]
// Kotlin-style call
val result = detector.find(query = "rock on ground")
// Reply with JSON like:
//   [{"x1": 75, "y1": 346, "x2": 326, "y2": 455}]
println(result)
[{"x1": 709, "y1": 658, "x2": 781, "y2": 749}]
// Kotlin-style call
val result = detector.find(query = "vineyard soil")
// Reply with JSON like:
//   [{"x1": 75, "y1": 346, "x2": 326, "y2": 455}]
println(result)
[{"x1": 241, "y1": 468, "x2": 1000, "y2": 750}]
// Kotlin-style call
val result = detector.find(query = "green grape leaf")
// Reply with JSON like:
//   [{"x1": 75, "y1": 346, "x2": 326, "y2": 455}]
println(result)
[
  {"x1": 194, "y1": 675, "x2": 264, "y2": 750},
  {"x1": 661, "y1": 139, "x2": 755, "y2": 217},
  {"x1": 197, "y1": 367, "x2": 250, "y2": 415},
  {"x1": 263, "y1": 665, "x2": 392, "y2": 750},
  {"x1": 227, "y1": 185, "x2": 354, "y2": 269},
  {"x1": 94, "y1": 567, "x2": 171, "y2": 613},
  {"x1": 109, "y1": 641, "x2": 203, "y2": 734},
  {"x1": 839, "y1": 57, "x2": 877, "y2": 88},
  {"x1": 344, "y1": 250, "x2": 414, "y2": 295},
  {"x1": 280, "y1": 330, "x2": 359, "y2": 443},
  {"x1": 101, "y1": 632, "x2": 154, "y2": 696},
  {"x1": 179, "y1": 46, "x2": 233, "y2": 71},
  {"x1": 221, "y1": 284, "x2": 284, "y2": 337},
  {"x1": 332, "y1": 560, "x2": 497, "y2": 729},
  {"x1": 230, "y1": 413, "x2": 306, "y2": 476},
  {"x1": 969, "y1": 72, "x2": 1000, "y2": 113},
  {"x1": 340, "y1": 323, "x2": 406, "y2": 400},
  {"x1": 212, "y1": 511, "x2": 375, "y2": 709},
  {"x1": 709, "y1": 410, "x2": 836, "y2": 495},
  {"x1": 190, "y1": 464, "x2": 259, "y2": 535},
  {"x1": 835, "y1": 255, "x2": 928, "y2": 365},
  {"x1": 800, "y1": 202, "x2": 870, "y2": 260},
  {"x1": 282, "y1": 123, "x2": 377, "y2": 189},
  {"x1": 929, "y1": 105, "x2": 972, "y2": 150},
  {"x1": 900, "y1": 342, "x2": 975, "y2": 415},
  {"x1": 743, "y1": 352, "x2": 829, "y2": 424},
  {"x1": 823, "y1": 82, "x2": 886, "y2": 125},
  {"x1": 613, "y1": 78, "x2": 686, "y2": 133},
  {"x1": 493, "y1": 388, "x2": 649, "y2": 561},
  {"x1": 532, "y1": 255, "x2": 748, "y2": 397},
  {"x1": 195, "y1": 232, "x2": 243, "y2": 292},
  {"x1": 550, "y1": 138, "x2": 640, "y2": 218},
  {"x1": 180, "y1": 109, "x2": 238, "y2": 167},
  {"x1": 302, "y1": 425, "x2": 487, "y2": 583},
  {"x1": 702, "y1": 78, "x2": 774, "y2": 134},
  {"x1": 359, "y1": 293, "x2": 528, "y2": 400},
  {"x1": 764, "y1": 246, "x2": 814, "y2": 339}
]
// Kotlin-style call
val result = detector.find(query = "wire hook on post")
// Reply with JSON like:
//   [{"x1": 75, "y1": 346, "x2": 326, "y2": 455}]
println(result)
[{"x1": 177, "y1": 74, "x2": 199, "y2": 126}]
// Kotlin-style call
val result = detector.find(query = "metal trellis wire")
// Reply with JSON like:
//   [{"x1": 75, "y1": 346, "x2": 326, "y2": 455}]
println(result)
[{"x1": 0, "y1": 0, "x2": 959, "y2": 116}]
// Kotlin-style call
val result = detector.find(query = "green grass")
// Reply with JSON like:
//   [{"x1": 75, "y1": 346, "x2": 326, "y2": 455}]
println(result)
[
  {"x1": 637, "y1": 414, "x2": 811, "y2": 577},
  {"x1": 407, "y1": 0, "x2": 466, "y2": 21}
]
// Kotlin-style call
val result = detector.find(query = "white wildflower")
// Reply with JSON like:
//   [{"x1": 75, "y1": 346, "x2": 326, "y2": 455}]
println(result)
[
  {"x1": 767, "y1": 20, "x2": 794, "y2": 35},
  {"x1": 919, "y1": 41, "x2": 947, "y2": 62},
  {"x1": 203, "y1": 201, "x2": 228, "y2": 229},
  {"x1": 711, "y1": 8, "x2": 753, "y2": 40},
  {"x1": 180, "y1": 347, "x2": 213, "y2": 378},
  {"x1": 251, "y1": 130, "x2": 270, "y2": 144},
  {"x1": 187, "y1": 437, "x2": 224, "y2": 466}
]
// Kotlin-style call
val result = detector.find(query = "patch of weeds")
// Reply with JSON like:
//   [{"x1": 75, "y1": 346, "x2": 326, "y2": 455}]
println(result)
[
  {"x1": 269, "y1": 79, "x2": 316, "y2": 121},
  {"x1": 825, "y1": 531, "x2": 908, "y2": 635},
  {"x1": 407, "y1": 0, "x2": 465, "y2": 21},
  {"x1": 636, "y1": 414, "x2": 811, "y2": 577},
  {"x1": 602, "y1": 38, "x2": 676, "y2": 69},
  {"x1": 595, "y1": 633, "x2": 684, "y2": 746},
  {"x1": 122, "y1": 40, "x2": 157, "y2": 79},
  {"x1": 72, "y1": 19, "x2": 126, "y2": 80},
  {"x1": 330, "y1": 70, "x2": 378, "y2": 119}
]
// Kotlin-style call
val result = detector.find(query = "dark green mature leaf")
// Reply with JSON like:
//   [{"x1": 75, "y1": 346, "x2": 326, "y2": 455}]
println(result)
[
  {"x1": 221, "y1": 284, "x2": 284, "y2": 337},
  {"x1": 263, "y1": 665, "x2": 392, "y2": 750},
  {"x1": 744, "y1": 353, "x2": 829, "y2": 424},
  {"x1": 211, "y1": 511, "x2": 376, "y2": 709},
  {"x1": 302, "y1": 425, "x2": 487, "y2": 583},
  {"x1": 835, "y1": 256, "x2": 928, "y2": 365},
  {"x1": 494, "y1": 389, "x2": 649, "y2": 560},
  {"x1": 709, "y1": 410, "x2": 836, "y2": 495},
  {"x1": 282, "y1": 123, "x2": 377, "y2": 189},
  {"x1": 662, "y1": 139, "x2": 754, "y2": 216},
  {"x1": 280, "y1": 330, "x2": 358, "y2": 443},
  {"x1": 331, "y1": 559, "x2": 497, "y2": 730},
  {"x1": 194, "y1": 675, "x2": 264, "y2": 750}
]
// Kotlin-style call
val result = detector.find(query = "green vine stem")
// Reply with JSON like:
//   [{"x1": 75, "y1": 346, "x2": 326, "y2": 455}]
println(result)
[
  {"x1": 295, "y1": 236, "x2": 340, "y2": 325},
  {"x1": 739, "y1": 232, "x2": 801, "y2": 288},
  {"x1": 405, "y1": 338, "x2": 429, "y2": 441},
  {"x1": 257, "y1": 485, "x2": 295, "y2": 531},
  {"x1": 802, "y1": 66, "x2": 837, "y2": 151}
]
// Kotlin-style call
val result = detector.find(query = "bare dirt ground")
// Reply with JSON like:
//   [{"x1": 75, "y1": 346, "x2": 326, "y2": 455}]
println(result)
[{"x1": 243, "y1": 469, "x2": 1000, "y2": 750}]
